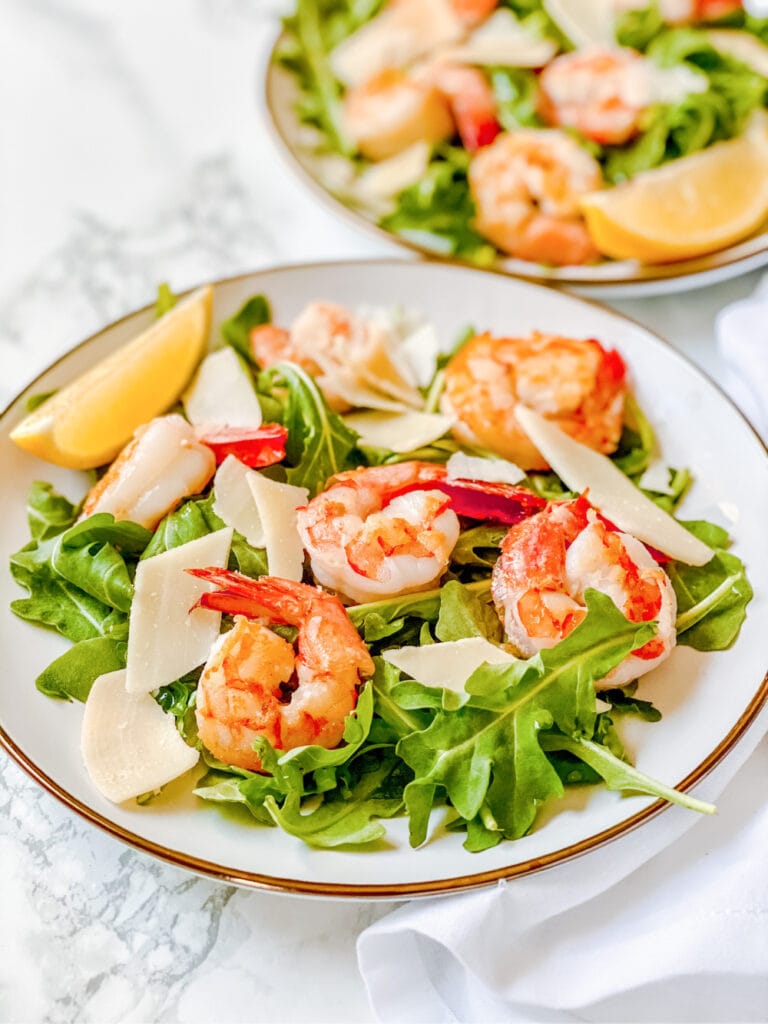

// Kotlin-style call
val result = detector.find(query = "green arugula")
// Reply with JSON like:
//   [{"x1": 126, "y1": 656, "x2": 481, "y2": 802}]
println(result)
[
  {"x1": 670, "y1": 520, "x2": 752, "y2": 650},
  {"x1": 261, "y1": 362, "x2": 359, "y2": 495},
  {"x1": 396, "y1": 591, "x2": 656, "y2": 846},
  {"x1": 221, "y1": 294, "x2": 271, "y2": 364}
]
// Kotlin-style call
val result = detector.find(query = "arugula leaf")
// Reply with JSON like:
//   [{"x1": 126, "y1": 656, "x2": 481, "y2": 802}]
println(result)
[
  {"x1": 155, "y1": 282, "x2": 178, "y2": 318},
  {"x1": 25, "y1": 391, "x2": 57, "y2": 413},
  {"x1": 264, "y1": 756, "x2": 403, "y2": 848},
  {"x1": 25, "y1": 481, "x2": 78, "y2": 542},
  {"x1": 261, "y1": 362, "x2": 358, "y2": 496},
  {"x1": 277, "y1": 0, "x2": 362, "y2": 155},
  {"x1": 221, "y1": 294, "x2": 271, "y2": 364},
  {"x1": 397, "y1": 591, "x2": 655, "y2": 843},
  {"x1": 51, "y1": 514, "x2": 151, "y2": 613},
  {"x1": 381, "y1": 146, "x2": 497, "y2": 264},
  {"x1": 670, "y1": 520, "x2": 752, "y2": 650},
  {"x1": 11, "y1": 559, "x2": 127, "y2": 643},
  {"x1": 490, "y1": 68, "x2": 544, "y2": 131},
  {"x1": 35, "y1": 636, "x2": 127, "y2": 701},
  {"x1": 451, "y1": 524, "x2": 506, "y2": 570},
  {"x1": 155, "y1": 670, "x2": 201, "y2": 744},
  {"x1": 599, "y1": 685, "x2": 662, "y2": 722},
  {"x1": 540, "y1": 733, "x2": 715, "y2": 814},
  {"x1": 371, "y1": 657, "x2": 434, "y2": 744},
  {"x1": 435, "y1": 579, "x2": 502, "y2": 644},
  {"x1": 141, "y1": 494, "x2": 269, "y2": 578}
]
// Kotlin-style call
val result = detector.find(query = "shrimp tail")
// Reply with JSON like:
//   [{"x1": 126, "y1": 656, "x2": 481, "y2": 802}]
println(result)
[{"x1": 188, "y1": 569, "x2": 313, "y2": 624}]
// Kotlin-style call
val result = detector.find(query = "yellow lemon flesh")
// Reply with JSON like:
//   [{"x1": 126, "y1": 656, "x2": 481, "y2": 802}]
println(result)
[
  {"x1": 11, "y1": 285, "x2": 213, "y2": 469},
  {"x1": 580, "y1": 121, "x2": 768, "y2": 264}
]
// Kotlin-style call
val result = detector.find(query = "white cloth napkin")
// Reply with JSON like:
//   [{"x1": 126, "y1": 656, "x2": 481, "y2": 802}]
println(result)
[
  {"x1": 358, "y1": 281, "x2": 768, "y2": 1023},
  {"x1": 716, "y1": 275, "x2": 768, "y2": 442}
]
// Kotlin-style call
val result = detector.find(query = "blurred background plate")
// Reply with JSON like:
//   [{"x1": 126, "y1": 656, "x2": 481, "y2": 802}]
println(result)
[{"x1": 265, "y1": 50, "x2": 768, "y2": 299}]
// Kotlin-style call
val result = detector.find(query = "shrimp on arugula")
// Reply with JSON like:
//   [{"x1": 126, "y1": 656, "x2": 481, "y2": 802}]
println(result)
[
  {"x1": 189, "y1": 574, "x2": 375, "y2": 771},
  {"x1": 491, "y1": 496, "x2": 678, "y2": 689},
  {"x1": 441, "y1": 330, "x2": 627, "y2": 470}
]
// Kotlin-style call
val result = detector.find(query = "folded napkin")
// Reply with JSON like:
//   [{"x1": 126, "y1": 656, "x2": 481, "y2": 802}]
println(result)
[
  {"x1": 716, "y1": 274, "x2": 768, "y2": 442},
  {"x1": 358, "y1": 280, "x2": 768, "y2": 1023}
]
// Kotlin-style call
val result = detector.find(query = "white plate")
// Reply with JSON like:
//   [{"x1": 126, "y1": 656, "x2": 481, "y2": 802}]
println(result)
[
  {"x1": 1, "y1": 259, "x2": 766, "y2": 898},
  {"x1": 265, "y1": 53, "x2": 768, "y2": 299}
]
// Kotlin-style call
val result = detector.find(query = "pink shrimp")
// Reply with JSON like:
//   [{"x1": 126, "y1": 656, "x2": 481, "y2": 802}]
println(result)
[
  {"x1": 441, "y1": 331, "x2": 627, "y2": 470},
  {"x1": 491, "y1": 497, "x2": 677, "y2": 688},
  {"x1": 192, "y1": 574, "x2": 375, "y2": 770},
  {"x1": 81, "y1": 414, "x2": 216, "y2": 530},
  {"x1": 468, "y1": 130, "x2": 603, "y2": 264},
  {"x1": 538, "y1": 48, "x2": 651, "y2": 146},
  {"x1": 296, "y1": 461, "x2": 545, "y2": 604}
]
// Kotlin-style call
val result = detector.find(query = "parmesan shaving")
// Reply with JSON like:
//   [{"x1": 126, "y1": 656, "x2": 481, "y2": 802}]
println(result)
[
  {"x1": 383, "y1": 637, "x2": 514, "y2": 693},
  {"x1": 212, "y1": 455, "x2": 265, "y2": 548},
  {"x1": 82, "y1": 669, "x2": 199, "y2": 804},
  {"x1": 344, "y1": 410, "x2": 453, "y2": 453},
  {"x1": 125, "y1": 528, "x2": 233, "y2": 694},
  {"x1": 247, "y1": 474, "x2": 309, "y2": 582},
  {"x1": 515, "y1": 405, "x2": 713, "y2": 565},
  {"x1": 183, "y1": 348, "x2": 263, "y2": 429},
  {"x1": 447, "y1": 451, "x2": 526, "y2": 485}
]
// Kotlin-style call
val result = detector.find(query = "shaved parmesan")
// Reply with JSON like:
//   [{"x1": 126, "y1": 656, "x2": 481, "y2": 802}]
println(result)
[
  {"x1": 356, "y1": 142, "x2": 431, "y2": 201},
  {"x1": 247, "y1": 474, "x2": 309, "y2": 582},
  {"x1": 82, "y1": 669, "x2": 199, "y2": 803},
  {"x1": 442, "y1": 8, "x2": 557, "y2": 66},
  {"x1": 397, "y1": 321, "x2": 442, "y2": 389},
  {"x1": 706, "y1": 29, "x2": 768, "y2": 78},
  {"x1": 638, "y1": 461, "x2": 676, "y2": 496},
  {"x1": 383, "y1": 637, "x2": 514, "y2": 693},
  {"x1": 212, "y1": 455, "x2": 265, "y2": 548},
  {"x1": 515, "y1": 405, "x2": 713, "y2": 566},
  {"x1": 183, "y1": 348, "x2": 263, "y2": 429},
  {"x1": 543, "y1": 0, "x2": 618, "y2": 48},
  {"x1": 317, "y1": 362, "x2": 413, "y2": 413},
  {"x1": 351, "y1": 324, "x2": 423, "y2": 407},
  {"x1": 125, "y1": 528, "x2": 233, "y2": 694},
  {"x1": 447, "y1": 452, "x2": 526, "y2": 485},
  {"x1": 344, "y1": 410, "x2": 453, "y2": 453}
]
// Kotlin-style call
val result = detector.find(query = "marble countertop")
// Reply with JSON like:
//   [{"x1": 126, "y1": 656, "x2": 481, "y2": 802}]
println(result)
[{"x1": 0, "y1": 2, "x2": 765, "y2": 1021}]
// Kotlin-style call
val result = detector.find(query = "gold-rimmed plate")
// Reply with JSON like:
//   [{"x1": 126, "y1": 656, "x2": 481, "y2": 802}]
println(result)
[
  {"x1": 264, "y1": 49, "x2": 768, "y2": 298},
  {"x1": 1, "y1": 260, "x2": 767, "y2": 898}
]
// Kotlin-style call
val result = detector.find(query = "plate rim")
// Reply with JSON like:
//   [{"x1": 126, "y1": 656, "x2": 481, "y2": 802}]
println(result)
[
  {"x1": 2, "y1": 257, "x2": 767, "y2": 900},
  {"x1": 262, "y1": 35, "x2": 768, "y2": 293}
]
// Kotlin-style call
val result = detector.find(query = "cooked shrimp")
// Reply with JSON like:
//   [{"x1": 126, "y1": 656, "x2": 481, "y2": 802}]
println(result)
[
  {"x1": 343, "y1": 68, "x2": 454, "y2": 161},
  {"x1": 538, "y1": 48, "x2": 650, "y2": 146},
  {"x1": 193, "y1": 575, "x2": 375, "y2": 770},
  {"x1": 468, "y1": 130, "x2": 603, "y2": 264},
  {"x1": 414, "y1": 61, "x2": 501, "y2": 150},
  {"x1": 441, "y1": 331, "x2": 627, "y2": 470},
  {"x1": 81, "y1": 414, "x2": 216, "y2": 530},
  {"x1": 491, "y1": 497, "x2": 677, "y2": 688},
  {"x1": 297, "y1": 462, "x2": 461, "y2": 604}
]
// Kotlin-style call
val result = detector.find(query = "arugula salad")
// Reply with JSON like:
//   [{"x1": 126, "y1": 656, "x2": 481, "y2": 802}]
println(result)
[
  {"x1": 273, "y1": 0, "x2": 768, "y2": 268},
  {"x1": 8, "y1": 285, "x2": 753, "y2": 852}
]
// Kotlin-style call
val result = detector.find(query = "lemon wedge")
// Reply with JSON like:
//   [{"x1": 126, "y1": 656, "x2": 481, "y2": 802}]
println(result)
[
  {"x1": 11, "y1": 285, "x2": 213, "y2": 469},
  {"x1": 580, "y1": 120, "x2": 768, "y2": 263}
]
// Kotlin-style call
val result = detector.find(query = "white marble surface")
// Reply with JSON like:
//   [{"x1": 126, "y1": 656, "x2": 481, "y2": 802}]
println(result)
[{"x1": 0, "y1": 2, "x2": 765, "y2": 1021}]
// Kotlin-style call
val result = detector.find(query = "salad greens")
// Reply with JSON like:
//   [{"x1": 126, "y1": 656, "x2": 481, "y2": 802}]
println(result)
[
  {"x1": 604, "y1": 23, "x2": 768, "y2": 183},
  {"x1": 8, "y1": 290, "x2": 753, "y2": 851}
]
